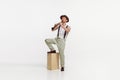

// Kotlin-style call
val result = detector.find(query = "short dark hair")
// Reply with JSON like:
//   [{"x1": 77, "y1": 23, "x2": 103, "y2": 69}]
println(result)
[{"x1": 60, "y1": 15, "x2": 69, "y2": 22}]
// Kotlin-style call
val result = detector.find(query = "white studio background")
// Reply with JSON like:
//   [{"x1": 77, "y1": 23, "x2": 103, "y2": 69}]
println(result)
[{"x1": 0, "y1": 0, "x2": 120, "y2": 80}]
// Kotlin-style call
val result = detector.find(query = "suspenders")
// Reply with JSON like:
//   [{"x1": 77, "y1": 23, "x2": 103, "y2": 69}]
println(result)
[
  {"x1": 64, "y1": 25, "x2": 68, "y2": 39},
  {"x1": 57, "y1": 25, "x2": 60, "y2": 37},
  {"x1": 57, "y1": 25, "x2": 68, "y2": 39}
]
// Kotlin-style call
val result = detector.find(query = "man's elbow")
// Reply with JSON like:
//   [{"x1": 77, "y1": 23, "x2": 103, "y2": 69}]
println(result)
[
  {"x1": 51, "y1": 27, "x2": 55, "y2": 31},
  {"x1": 52, "y1": 29, "x2": 55, "y2": 31}
]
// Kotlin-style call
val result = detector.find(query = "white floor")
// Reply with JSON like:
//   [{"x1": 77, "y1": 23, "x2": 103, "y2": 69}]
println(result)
[
  {"x1": 0, "y1": 64, "x2": 72, "y2": 80},
  {"x1": 0, "y1": 56, "x2": 120, "y2": 80}
]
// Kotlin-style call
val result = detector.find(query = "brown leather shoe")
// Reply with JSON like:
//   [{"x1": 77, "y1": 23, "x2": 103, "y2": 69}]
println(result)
[
  {"x1": 47, "y1": 50, "x2": 56, "y2": 53},
  {"x1": 61, "y1": 67, "x2": 64, "y2": 71}
]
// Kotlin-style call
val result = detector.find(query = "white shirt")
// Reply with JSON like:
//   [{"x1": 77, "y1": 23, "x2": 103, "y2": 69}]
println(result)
[{"x1": 57, "y1": 24, "x2": 68, "y2": 39}]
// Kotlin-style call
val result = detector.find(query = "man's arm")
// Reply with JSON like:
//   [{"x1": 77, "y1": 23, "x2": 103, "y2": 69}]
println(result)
[
  {"x1": 51, "y1": 22, "x2": 61, "y2": 31},
  {"x1": 61, "y1": 25, "x2": 71, "y2": 33}
]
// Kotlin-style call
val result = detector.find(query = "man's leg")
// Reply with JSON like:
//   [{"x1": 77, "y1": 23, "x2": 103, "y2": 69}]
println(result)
[
  {"x1": 59, "y1": 48, "x2": 65, "y2": 68},
  {"x1": 56, "y1": 39, "x2": 65, "y2": 68},
  {"x1": 45, "y1": 38, "x2": 57, "y2": 51}
]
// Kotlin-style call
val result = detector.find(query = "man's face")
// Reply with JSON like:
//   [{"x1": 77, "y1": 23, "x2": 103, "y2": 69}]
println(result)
[{"x1": 61, "y1": 17, "x2": 67, "y2": 23}]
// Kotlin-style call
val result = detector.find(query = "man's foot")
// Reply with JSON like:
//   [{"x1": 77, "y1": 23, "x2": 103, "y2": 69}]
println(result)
[
  {"x1": 61, "y1": 67, "x2": 64, "y2": 71},
  {"x1": 47, "y1": 50, "x2": 56, "y2": 53}
]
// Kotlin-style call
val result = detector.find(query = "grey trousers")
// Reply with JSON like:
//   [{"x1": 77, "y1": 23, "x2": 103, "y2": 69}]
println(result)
[{"x1": 45, "y1": 37, "x2": 66, "y2": 67}]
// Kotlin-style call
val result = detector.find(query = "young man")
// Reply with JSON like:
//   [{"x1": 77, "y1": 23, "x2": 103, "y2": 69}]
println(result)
[{"x1": 45, "y1": 15, "x2": 71, "y2": 71}]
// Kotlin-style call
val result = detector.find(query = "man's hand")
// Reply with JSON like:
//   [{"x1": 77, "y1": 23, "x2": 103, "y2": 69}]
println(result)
[{"x1": 60, "y1": 23, "x2": 65, "y2": 28}]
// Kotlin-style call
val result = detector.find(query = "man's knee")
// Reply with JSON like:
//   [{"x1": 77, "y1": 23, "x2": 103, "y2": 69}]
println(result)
[{"x1": 45, "y1": 39, "x2": 48, "y2": 43}]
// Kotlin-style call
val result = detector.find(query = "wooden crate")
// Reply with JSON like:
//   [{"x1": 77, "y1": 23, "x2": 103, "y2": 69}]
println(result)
[{"x1": 47, "y1": 52, "x2": 59, "y2": 70}]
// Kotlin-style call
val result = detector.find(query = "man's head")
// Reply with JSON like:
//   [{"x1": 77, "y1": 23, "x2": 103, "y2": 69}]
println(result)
[{"x1": 60, "y1": 15, "x2": 69, "y2": 23}]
